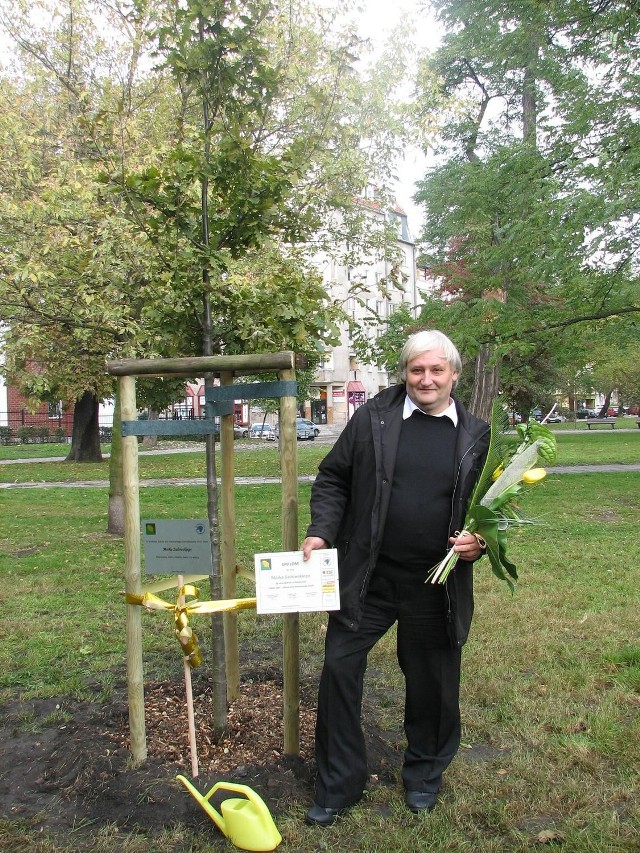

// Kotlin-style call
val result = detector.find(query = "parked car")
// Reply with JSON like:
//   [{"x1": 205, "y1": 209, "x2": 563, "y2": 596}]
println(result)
[
  {"x1": 298, "y1": 418, "x2": 320, "y2": 436},
  {"x1": 233, "y1": 424, "x2": 249, "y2": 439},
  {"x1": 249, "y1": 423, "x2": 275, "y2": 440},
  {"x1": 274, "y1": 418, "x2": 316, "y2": 441},
  {"x1": 532, "y1": 408, "x2": 565, "y2": 423},
  {"x1": 576, "y1": 408, "x2": 597, "y2": 419}
]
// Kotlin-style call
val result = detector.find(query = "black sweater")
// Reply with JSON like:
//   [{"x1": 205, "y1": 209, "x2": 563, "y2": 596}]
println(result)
[{"x1": 377, "y1": 412, "x2": 457, "y2": 580}]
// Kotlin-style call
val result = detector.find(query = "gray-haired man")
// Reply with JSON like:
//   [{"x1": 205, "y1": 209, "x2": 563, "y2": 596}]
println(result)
[{"x1": 302, "y1": 330, "x2": 490, "y2": 824}]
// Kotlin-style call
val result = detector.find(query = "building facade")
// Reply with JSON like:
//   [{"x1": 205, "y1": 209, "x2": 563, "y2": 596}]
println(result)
[{"x1": 305, "y1": 204, "x2": 418, "y2": 426}]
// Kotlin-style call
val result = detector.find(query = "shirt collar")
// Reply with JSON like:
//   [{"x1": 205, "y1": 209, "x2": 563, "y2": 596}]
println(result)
[{"x1": 403, "y1": 394, "x2": 458, "y2": 426}]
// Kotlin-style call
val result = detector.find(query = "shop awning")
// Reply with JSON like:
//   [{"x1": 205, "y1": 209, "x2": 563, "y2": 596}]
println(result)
[{"x1": 347, "y1": 381, "x2": 366, "y2": 393}]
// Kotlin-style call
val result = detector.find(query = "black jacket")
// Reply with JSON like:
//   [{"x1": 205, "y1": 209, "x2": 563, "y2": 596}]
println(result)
[{"x1": 306, "y1": 384, "x2": 490, "y2": 646}]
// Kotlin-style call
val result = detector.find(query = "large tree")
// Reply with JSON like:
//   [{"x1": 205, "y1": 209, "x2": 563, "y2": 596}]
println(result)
[
  {"x1": 0, "y1": 0, "x2": 413, "y2": 451},
  {"x1": 0, "y1": 0, "x2": 171, "y2": 460},
  {"x1": 409, "y1": 0, "x2": 640, "y2": 417}
]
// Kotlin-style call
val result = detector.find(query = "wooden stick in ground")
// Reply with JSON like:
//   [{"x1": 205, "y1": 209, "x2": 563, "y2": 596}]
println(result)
[{"x1": 177, "y1": 575, "x2": 199, "y2": 778}]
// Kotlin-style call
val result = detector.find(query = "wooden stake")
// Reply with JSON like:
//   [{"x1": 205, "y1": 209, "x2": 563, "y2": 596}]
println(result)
[
  {"x1": 220, "y1": 370, "x2": 240, "y2": 702},
  {"x1": 279, "y1": 366, "x2": 300, "y2": 755},
  {"x1": 121, "y1": 375, "x2": 147, "y2": 763},
  {"x1": 178, "y1": 575, "x2": 199, "y2": 778}
]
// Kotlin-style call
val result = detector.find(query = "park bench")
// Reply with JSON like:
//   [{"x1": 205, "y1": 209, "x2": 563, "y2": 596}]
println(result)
[{"x1": 584, "y1": 417, "x2": 617, "y2": 429}]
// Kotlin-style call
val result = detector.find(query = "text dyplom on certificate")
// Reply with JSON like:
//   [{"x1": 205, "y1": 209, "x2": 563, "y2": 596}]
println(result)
[{"x1": 254, "y1": 549, "x2": 340, "y2": 614}]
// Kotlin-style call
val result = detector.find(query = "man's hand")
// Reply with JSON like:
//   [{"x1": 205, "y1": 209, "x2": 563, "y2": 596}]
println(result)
[
  {"x1": 301, "y1": 536, "x2": 328, "y2": 561},
  {"x1": 450, "y1": 532, "x2": 484, "y2": 562}
]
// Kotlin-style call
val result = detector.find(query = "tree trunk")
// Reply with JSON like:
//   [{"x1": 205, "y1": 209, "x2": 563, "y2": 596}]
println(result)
[
  {"x1": 65, "y1": 391, "x2": 102, "y2": 462},
  {"x1": 522, "y1": 65, "x2": 537, "y2": 145},
  {"x1": 142, "y1": 409, "x2": 159, "y2": 449},
  {"x1": 469, "y1": 344, "x2": 501, "y2": 421},
  {"x1": 199, "y1": 9, "x2": 227, "y2": 740},
  {"x1": 597, "y1": 393, "x2": 611, "y2": 418},
  {"x1": 108, "y1": 384, "x2": 124, "y2": 534},
  {"x1": 205, "y1": 417, "x2": 227, "y2": 741},
  {"x1": 522, "y1": 19, "x2": 541, "y2": 147},
  {"x1": 462, "y1": 24, "x2": 541, "y2": 420},
  {"x1": 203, "y1": 296, "x2": 227, "y2": 740}
]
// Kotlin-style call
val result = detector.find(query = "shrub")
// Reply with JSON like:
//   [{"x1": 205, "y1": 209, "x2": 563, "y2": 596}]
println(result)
[{"x1": 17, "y1": 425, "x2": 50, "y2": 444}]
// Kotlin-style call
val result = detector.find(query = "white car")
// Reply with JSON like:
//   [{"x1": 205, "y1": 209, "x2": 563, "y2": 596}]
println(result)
[{"x1": 249, "y1": 423, "x2": 275, "y2": 440}]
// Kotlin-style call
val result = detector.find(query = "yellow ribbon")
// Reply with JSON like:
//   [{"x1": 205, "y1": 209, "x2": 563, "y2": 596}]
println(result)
[{"x1": 125, "y1": 584, "x2": 256, "y2": 668}]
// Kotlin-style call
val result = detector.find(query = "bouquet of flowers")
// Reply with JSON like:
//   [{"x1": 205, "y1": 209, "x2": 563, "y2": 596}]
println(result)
[{"x1": 427, "y1": 400, "x2": 557, "y2": 592}]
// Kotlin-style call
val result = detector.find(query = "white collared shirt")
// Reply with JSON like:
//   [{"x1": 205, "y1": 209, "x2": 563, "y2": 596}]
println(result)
[{"x1": 403, "y1": 394, "x2": 458, "y2": 427}]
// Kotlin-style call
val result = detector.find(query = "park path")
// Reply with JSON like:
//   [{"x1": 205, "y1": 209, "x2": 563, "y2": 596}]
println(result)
[
  {"x1": 1, "y1": 465, "x2": 639, "y2": 490},
  {"x1": 1, "y1": 426, "x2": 639, "y2": 489}
]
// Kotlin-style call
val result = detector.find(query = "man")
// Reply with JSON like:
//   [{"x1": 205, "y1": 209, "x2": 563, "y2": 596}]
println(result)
[{"x1": 301, "y1": 330, "x2": 490, "y2": 825}]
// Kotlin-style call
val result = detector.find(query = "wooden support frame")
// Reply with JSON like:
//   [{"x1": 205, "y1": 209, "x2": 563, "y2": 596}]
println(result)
[{"x1": 107, "y1": 352, "x2": 300, "y2": 762}]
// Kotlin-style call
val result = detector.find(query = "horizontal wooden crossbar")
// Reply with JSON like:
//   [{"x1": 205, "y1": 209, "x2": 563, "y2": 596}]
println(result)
[
  {"x1": 205, "y1": 380, "x2": 297, "y2": 402},
  {"x1": 106, "y1": 352, "x2": 297, "y2": 377},
  {"x1": 121, "y1": 419, "x2": 220, "y2": 437}
]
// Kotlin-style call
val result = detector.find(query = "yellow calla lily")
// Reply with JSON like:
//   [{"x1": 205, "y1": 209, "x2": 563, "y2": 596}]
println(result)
[
  {"x1": 522, "y1": 467, "x2": 547, "y2": 484},
  {"x1": 491, "y1": 465, "x2": 504, "y2": 481}
]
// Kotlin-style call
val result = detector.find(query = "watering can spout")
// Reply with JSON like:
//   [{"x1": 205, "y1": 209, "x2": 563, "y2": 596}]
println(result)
[{"x1": 176, "y1": 775, "x2": 282, "y2": 852}]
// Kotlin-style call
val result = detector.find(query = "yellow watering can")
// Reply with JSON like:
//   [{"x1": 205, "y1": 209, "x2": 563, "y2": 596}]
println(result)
[{"x1": 176, "y1": 775, "x2": 282, "y2": 852}]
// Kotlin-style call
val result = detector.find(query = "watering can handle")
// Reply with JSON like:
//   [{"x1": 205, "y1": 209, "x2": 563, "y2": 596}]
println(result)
[{"x1": 208, "y1": 780, "x2": 258, "y2": 801}]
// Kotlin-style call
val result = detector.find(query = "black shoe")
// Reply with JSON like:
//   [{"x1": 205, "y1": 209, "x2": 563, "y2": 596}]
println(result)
[
  {"x1": 405, "y1": 790, "x2": 438, "y2": 813},
  {"x1": 305, "y1": 802, "x2": 341, "y2": 826}
]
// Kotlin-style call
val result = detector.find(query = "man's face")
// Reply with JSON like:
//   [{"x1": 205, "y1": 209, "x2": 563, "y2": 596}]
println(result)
[{"x1": 405, "y1": 349, "x2": 459, "y2": 415}]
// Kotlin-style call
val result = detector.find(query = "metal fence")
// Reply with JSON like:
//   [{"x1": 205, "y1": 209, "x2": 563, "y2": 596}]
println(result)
[{"x1": 0, "y1": 409, "x2": 115, "y2": 445}]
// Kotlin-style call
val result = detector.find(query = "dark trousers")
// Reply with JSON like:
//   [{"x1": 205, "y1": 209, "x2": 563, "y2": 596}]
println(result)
[{"x1": 314, "y1": 574, "x2": 462, "y2": 809}]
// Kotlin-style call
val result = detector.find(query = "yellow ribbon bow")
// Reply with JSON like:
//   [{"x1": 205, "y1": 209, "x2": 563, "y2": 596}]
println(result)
[{"x1": 125, "y1": 585, "x2": 256, "y2": 668}]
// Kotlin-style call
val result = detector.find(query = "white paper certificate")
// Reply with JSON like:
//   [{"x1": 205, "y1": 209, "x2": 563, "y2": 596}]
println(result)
[{"x1": 254, "y1": 549, "x2": 340, "y2": 614}]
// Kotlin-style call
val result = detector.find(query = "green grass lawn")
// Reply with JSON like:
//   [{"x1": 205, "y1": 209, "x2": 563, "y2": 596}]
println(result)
[
  {"x1": 1, "y1": 457, "x2": 638, "y2": 850},
  {"x1": 553, "y1": 429, "x2": 640, "y2": 465}
]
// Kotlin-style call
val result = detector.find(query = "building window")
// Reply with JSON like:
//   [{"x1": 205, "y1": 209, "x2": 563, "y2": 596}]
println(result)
[{"x1": 322, "y1": 352, "x2": 334, "y2": 370}]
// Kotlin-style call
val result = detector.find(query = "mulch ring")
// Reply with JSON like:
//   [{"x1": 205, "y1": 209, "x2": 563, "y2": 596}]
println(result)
[{"x1": 0, "y1": 669, "x2": 404, "y2": 840}]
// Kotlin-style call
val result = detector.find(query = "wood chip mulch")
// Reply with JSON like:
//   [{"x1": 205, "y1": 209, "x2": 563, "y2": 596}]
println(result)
[{"x1": 109, "y1": 678, "x2": 316, "y2": 775}]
